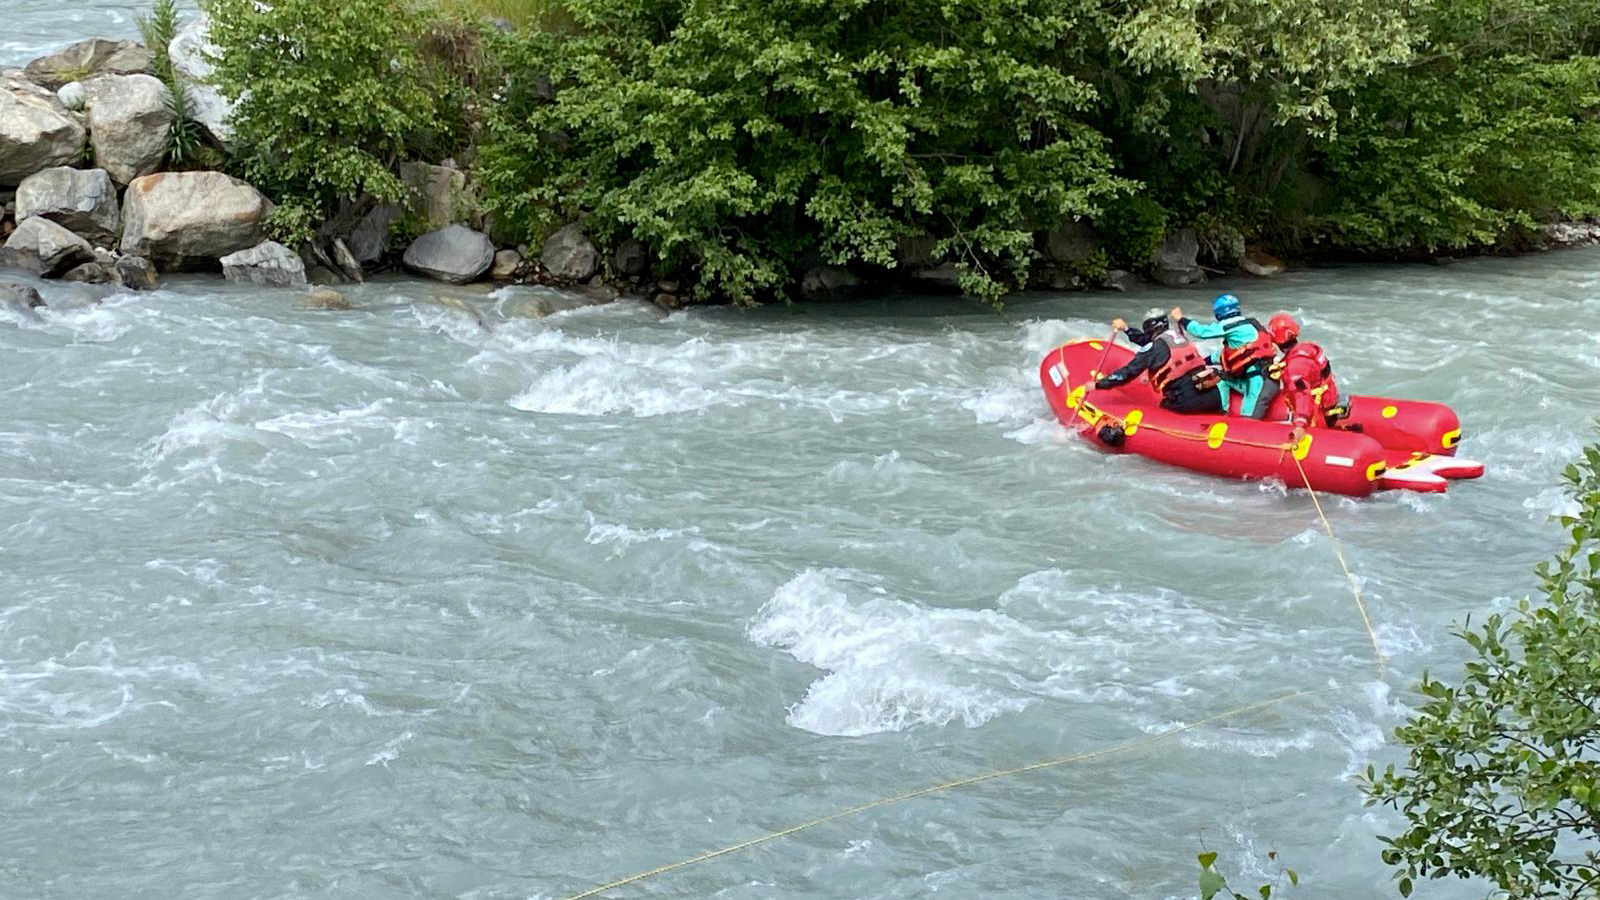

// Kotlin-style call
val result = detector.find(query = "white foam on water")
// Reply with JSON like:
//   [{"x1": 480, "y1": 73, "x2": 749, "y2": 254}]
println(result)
[
  {"x1": 748, "y1": 568, "x2": 1291, "y2": 737},
  {"x1": 253, "y1": 398, "x2": 393, "y2": 442},
  {"x1": 365, "y1": 730, "x2": 415, "y2": 767},
  {"x1": 748, "y1": 570, "x2": 1034, "y2": 736},
  {"x1": 584, "y1": 514, "x2": 699, "y2": 557},
  {"x1": 511, "y1": 355, "x2": 723, "y2": 417},
  {"x1": 0, "y1": 638, "x2": 199, "y2": 734},
  {"x1": 142, "y1": 377, "x2": 269, "y2": 465}
]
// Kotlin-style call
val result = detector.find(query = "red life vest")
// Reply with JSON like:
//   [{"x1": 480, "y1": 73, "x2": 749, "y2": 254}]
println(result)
[
  {"x1": 1281, "y1": 341, "x2": 1341, "y2": 426},
  {"x1": 1149, "y1": 331, "x2": 1210, "y2": 394},
  {"x1": 1218, "y1": 317, "x2": 1277, "y2": 377},
  {"x1": 1284, "y1": 342, "x2": 1333, "y2": 382}
]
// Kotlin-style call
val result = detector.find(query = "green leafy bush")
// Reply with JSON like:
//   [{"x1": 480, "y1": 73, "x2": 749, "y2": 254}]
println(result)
[
  {"x1": 1364, "y1": 432, "x2": 1600, "y2": 899},
  {"x1": 203, "y1": 0, "x2": 469, "y2": 236},
  {"x1": 1095, "y1": 194, "x2": 1168, "y2": 269},
  {"x1": 1315, "y1": 0, "x2": 1600, "y2": 252},
  {"x1": 477, "y1": 0, "x2": 1131, "y2": 305}
]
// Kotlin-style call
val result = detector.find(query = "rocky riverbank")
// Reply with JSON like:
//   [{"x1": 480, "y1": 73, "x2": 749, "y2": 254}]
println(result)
[
  {"x1": 7, "y1": 20, "x2": 1600, "y2": 314},
  {"x1": 0, "y1": 22, "x2": 648, "y2": 315}
]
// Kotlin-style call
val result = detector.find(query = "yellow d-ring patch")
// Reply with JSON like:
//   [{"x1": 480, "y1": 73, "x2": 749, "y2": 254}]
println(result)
[
  {"x1": 1381, "y1": 405, "x2": 1398, "y2": 419},
  {"x1": 1366, "y1": 460, "x2": 1387, "y2": 481},
  {"x1": 1089, "y1": 341, "x2": 1104, "y2": 351},
  {"x1": 1207, "y1": 422, "x2": 1228, "y2": 449},
  {"x1": 1293, "y1": 434, "x2": 1312, "y2": 460},
  {"x1": 1066, "y1": 385, "x2": 1086, "y2": 410},
  {"x1": 1442, "y1": 429, "x2": 1461, "y2": 449},
  {"x1": 1124, "y1": 410, "x2": 1143, "y2": 436}
]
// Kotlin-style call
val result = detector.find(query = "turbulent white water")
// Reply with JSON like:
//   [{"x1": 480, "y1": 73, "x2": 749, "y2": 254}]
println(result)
[
  {"x1": 7, "y1": 12, "x2": 1600, "y2": 898},
  {"x1": 4, "y1": 252, "x2": 1595, "y2": 900}
]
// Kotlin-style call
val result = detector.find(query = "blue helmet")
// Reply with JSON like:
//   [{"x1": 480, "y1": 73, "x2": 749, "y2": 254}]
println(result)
[{"x1": 1212, "y1": 294, "x2": 1241, "y2": 320}]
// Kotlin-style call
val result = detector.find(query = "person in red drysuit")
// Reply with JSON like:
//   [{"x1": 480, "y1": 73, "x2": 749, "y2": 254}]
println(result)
[{"x1": 1267, "y1": 314, "x2": 1348, "y2": 443}]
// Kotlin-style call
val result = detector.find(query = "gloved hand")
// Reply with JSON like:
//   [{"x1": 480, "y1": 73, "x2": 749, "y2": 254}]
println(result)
[
  {"x1": 1290, "y1": 423, "x2": 1307, "y2": 444},
  {"x1": 1094, "y1": 377, "x2": 1113, "y2": 390}
]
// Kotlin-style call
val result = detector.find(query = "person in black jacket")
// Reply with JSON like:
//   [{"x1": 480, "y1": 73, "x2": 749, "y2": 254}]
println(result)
[{"x1": 1094, "y1": 315, "x2": 1222, "y2": 413}]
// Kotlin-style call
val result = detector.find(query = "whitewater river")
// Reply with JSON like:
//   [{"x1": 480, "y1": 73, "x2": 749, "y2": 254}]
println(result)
[{"x1": 3, "y1": 246, "x2": 1596, "y2": 900}]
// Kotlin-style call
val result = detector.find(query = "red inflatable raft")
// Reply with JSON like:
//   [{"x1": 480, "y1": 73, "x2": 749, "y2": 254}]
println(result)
[{"x1": 1040, "y1": 339, "x2": 1484, "y2": 496}]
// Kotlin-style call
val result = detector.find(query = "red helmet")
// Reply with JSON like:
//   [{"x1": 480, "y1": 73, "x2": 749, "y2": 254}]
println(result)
[{"x1": 1268, "y1": 313, "x2": 1300, "y2": 346}]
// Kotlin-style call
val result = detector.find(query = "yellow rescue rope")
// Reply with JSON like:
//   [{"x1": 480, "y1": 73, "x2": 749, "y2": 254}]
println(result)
[
  {"x1": 549, "y1": 343, "x2": 1388, "y2": 900},
  {"x1": 553, "y1": 688, "x2": 1332, "y2": 900},
  {"x1": 1292, "y1": 453, "x2": 1387, "y2": 681}
]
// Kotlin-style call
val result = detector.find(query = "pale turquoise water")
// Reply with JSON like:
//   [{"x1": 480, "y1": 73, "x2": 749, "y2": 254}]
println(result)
[
  {"x1": 7, "y1": 10, "x2": 1600, "y2": 897},
  {"x1": 3, "y1": 248, "x2": 1597, "y2": 900},
  {"x1": 1, "y1": 1, "x2": 199, "y2": 68}
]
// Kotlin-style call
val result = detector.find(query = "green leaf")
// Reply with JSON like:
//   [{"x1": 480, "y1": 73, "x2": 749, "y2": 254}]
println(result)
[
  {"x1": 1199, "y1": 868, "x2": 1227, "y2": 900},
  {"x1": 1198, "y1": 852, "x2": 1218, "y2": 870},
  {"x1": 1399, "y1": 877, "x2": 1412, "y2": 898},
  {"x1": 1286, "y1": 869, "x2": 1299, "y2": 886}
]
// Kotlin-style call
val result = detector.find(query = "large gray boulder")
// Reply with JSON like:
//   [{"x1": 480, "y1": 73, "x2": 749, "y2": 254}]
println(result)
[
  {"x1": 3, "y1": 216, "x2": 95, "y2": 277},
  {"x1": 612, "y1": 238, "x2": 649, "y2": 278},
  {"x1": 348, "y1": 203, "x2": 401, "y2": 264},
  {"x1": 1046, "y1": 220, "x2": 1100, "y2": 265},
  {"x1": 491, "y1": 248, "x2": 523, "y2": 281},
  {"x1": 402, "y1": 225, "x2": 494, "y2": 284},
  {"x1": 62, "y1": 261, "x2": 113, "y2": 284},
  {"x1": 800, "y1": 265, "x2": 861, "y2": 301},
  {"x1": 168, "y1": 16, "x2": 235, "y2": 147},
  {"x1": 221, "y1": 241, "x2": 307, "y2": 287},
  {"x1": 1241, "y1": 249, "x2": 1287, "y2": 277},
  {"x1": 115, "y1": 255, "x2": 158, "y2": 290},
  {"x1": 15, "y1": 167, "x2": 119, "y2": 244},
  {"x1": 121, "y1": 172, "x2": 273, "y2": 270},
  {"x1": 2, "y1": 281, "x2": 47, "y2": 315},
  {"x1": 1153, "y1": 227, "x2": 1205, "y2": 287},
  {"x1": 539, "y1": 223, "x2": 600, "y2": 282},
  {"x1": 910, "y1": 262, "x2": 963, "y2": 292},
  {"x1": 83, "y1": 74, "x2": 173, "y2": 185},
  {"x1": 329, "y1": 238, "x2": 364, "y2": 283},
  {"x1": 0, "y1": 73, "x2": 88, "y2": 187},
  {"x1": 23, "y1": 39, "x2": 153, "y2": 90},
  {"x1": 399, "y1": 161, "x2": 470, "y2": 232}
]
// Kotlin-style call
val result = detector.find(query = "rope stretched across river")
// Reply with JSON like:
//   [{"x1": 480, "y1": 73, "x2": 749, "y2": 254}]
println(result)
[
  {"x1": 553, "y1": 688, "x2": 1334, "y2": 900},
  {"x1": 552, "y1": 346, "x2": 1386, "y2": 899}
]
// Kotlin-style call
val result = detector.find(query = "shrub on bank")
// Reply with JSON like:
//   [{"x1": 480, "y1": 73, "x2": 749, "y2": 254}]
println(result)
[
  {"x1": 1315, "y1": 0, "x2": 1600, "y2": 253},
  {"x1": 1365, "y1": 433, "x2": 1600, "y2": 898},
  {"x1": 202, "y1": 0, "x2": 474, "y2": 244},
  {"x1": 478, "y1": 0, "x2": 1134, "y2": 305}
]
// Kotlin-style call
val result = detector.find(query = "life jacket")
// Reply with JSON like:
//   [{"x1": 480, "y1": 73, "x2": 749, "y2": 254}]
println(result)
[
  {"x1": 1281, "y1": 341, "x2": 1343, "y2": 425},
  {"x1": 1148, "y1": 331, "x2": 1213, "y2": 394},
  {"x1": 1284, "y1": 342, "x2": 1333, "y2": 383},
  {"x1": 1217, "y1": 316, "x2": 1277, "y2": 377}
]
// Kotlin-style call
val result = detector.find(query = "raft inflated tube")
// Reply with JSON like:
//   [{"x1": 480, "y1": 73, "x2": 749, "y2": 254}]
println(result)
[{"x1": 1040, "y1": 339, "x2": 1482, "y2": 497}]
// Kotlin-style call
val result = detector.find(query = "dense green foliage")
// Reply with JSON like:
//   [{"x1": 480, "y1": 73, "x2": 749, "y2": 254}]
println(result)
[
  {"x1": 1315, "y1": 0, "x2": 1600, "y2": 251},
  {"x1": 202, "y1": 0, "x2": 469, "y2": 243},
  {"x1": 480, "y1": 0, "x2": 1139, "y2": 303},
  {"x1": 1364, "y1": 436, "x2": 1600, "y2": 899},
  {"x1": 197, "y1": 0, "x2": 1600, "y2": 296},
  {"x1": 473, "y1": 0, "x2": 1594, "y2": 301}
]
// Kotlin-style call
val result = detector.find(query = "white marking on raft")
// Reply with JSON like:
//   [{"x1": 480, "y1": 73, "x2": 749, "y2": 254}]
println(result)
[
  {"x1": 1049, "y1": 364, "x2": 1065, "y2": 387},
  {"x1": 1324, "y1": 455, "x2": 1355, "y2": 467}
]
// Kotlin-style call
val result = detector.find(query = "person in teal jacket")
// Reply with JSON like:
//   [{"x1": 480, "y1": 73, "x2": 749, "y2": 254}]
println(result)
[{"x1": 1169, "y1": 295, "x2": 1280, "y2": 418}]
